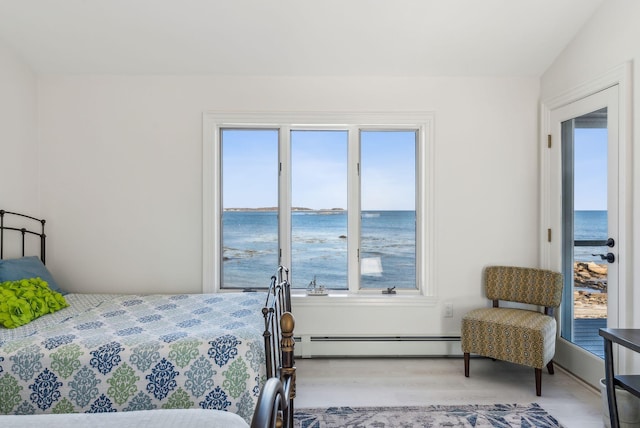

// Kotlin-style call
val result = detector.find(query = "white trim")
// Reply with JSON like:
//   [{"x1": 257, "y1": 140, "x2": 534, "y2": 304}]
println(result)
[
  {"x1": 421, "y1": 119, "x2": 436, "y2": 296},
  {"x1": 540, "y1": 62, "x2": 631, "y2": 324},
  {"x1": 279, "y1": 127, "x2": 291, "y2": 272},
  {"x1": 292, "y1": 294, "x2": 438, "y2": 307},
  {"x1": 202, "y1": 111, "x2": 435, "y2": 297},
  {"x1": 201, "y1": 113, "x2": 218, "y2": 294},
  {"x1": 539, "y1": 62, "x2": 632, "y2": 383},
  {"x1": 542, "y1": 64, "x2": 630, "y2": 110},
  {"x1": 347, "y1": 126, "x2": 360, "y2": 291}
]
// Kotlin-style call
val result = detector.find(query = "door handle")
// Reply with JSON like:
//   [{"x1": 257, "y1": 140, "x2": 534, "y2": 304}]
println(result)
[
  {"x1": 592, "y1": 252, "x2": 615, "y2": 263},
  {"x1": 606, "y1": 238, "x2": 615, "y2": 248}
]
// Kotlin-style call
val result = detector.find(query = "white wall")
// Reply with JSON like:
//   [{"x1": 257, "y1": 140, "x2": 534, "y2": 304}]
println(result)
[
  {"x1": 0, "y1": 39, "x2": 38, "y2": 215},
  {"x1": 540, "y1": 0, "x2": 640, "y2": 101},
  {"x1": 541, "y1": 0, "x2": 640, "y2": 329},
  {"x1": 37, "y1": 75, "x2": 540, "y2": 346},
  {"x1": 541, "y1": 0, "x2": 640, "y2": 375}
]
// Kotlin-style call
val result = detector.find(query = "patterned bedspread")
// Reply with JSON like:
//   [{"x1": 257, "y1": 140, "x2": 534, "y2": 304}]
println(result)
[{"x1": 0, "y1": 292, "x2": 267, "y2": 423}]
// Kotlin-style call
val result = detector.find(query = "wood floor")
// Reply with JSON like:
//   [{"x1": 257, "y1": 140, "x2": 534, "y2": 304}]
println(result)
[{"x1": 295, "y1": 357, "x2": 604, "y2": 428}]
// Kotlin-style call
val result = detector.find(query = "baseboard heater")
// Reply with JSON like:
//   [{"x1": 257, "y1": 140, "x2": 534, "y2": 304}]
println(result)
[
  {"x1": 294, "y1": 335, "x2": 462, "y2": 358},
  {"x1": 307, "y1": 335, "x2": 460, "y2": 342}
]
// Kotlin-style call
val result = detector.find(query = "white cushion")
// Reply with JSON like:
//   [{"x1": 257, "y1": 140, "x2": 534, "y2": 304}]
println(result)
[{"x1": 0, "y1": 409, "x2": 249, "y2": 428}]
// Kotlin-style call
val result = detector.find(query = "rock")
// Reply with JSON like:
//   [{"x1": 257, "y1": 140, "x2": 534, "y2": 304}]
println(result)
[
  {"x1": 574, "y1": 290, "x2": 607, "y2": 319},
  {"x1": 586, "y1": 261, "x2": 607, "y2": 275},
  {"x1": 573, "y1": 261, "x2": 607, "y2": 291}
]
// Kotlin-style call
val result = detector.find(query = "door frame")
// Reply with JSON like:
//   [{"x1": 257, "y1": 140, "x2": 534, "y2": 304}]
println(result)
[{"x1": 540, "y1": 63, "x2": 632, "y2": 387}]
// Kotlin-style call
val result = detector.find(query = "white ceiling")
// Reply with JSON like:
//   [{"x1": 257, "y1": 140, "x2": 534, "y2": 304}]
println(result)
[{"x1": 0, "y1": 0, "x2": 605, "y2": 76}]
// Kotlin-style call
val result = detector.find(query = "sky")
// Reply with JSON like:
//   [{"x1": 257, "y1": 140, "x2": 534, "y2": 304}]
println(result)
[
  {"x1": 574, "y1": 128, "x2": 607, "y2": 211},
  {"x1": 221, "y1": 126, "x2": 606, "y2": 211},
  {"x1": 222, "y1": 129, "x2": 416, "y2": 210}
]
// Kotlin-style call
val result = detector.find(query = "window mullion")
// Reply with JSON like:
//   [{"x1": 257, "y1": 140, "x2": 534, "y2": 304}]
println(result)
[
  {"x1": 347, "y1": 126, "x2": 361, "y2": 292},
  {"x1": 279, "y1": 126, "x2": 292, "y2": 275}
]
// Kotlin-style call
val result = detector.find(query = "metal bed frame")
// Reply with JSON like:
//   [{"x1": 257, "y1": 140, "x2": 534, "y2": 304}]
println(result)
[
  {"x1": 0, "y1": 209, "x2": 296, "y2": 428},
  {"x1": 0, "y1": 209, "x2": 47, "y2": 262},
  {"x1": 262, "y1": 266, "x2": 295, "y2": 427}
]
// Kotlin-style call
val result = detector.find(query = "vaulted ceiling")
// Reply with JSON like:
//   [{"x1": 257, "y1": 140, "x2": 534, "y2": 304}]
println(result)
[{"x1": 0, "y1": 0, "x2": 604, "y2": 76}]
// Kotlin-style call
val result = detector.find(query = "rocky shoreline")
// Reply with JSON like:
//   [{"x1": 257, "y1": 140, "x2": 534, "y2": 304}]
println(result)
[
  {"x1": 574, "y1": 261, "x2": 608, "y2": 290},
  {"x1": 573, "y1": 261, "x2": 607, "y2": 319}
]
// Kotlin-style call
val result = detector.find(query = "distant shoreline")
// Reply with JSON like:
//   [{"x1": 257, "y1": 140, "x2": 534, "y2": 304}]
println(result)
[{"x1": 224, "y1": 207, "x2": 345, "y2": 212}]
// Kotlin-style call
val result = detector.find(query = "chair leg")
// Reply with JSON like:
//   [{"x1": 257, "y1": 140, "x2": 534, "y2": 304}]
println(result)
[
  {"x1": 547, "y1": 360, "x2": 554, "y2": 375},
  {"x1": 464, "y1": 353, "x2": 470, "y2": 377},
  {"x1": 535, "y1": 368, "x2": 542, "y2": 396}
]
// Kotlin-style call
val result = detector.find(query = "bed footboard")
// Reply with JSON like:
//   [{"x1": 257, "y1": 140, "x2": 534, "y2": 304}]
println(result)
[
  {"x1": 250, "y1": 377, "x2": 287, "y2": 428},
  {"x1": 263, "y1": 266, "x2": 296, "y2": 428}
]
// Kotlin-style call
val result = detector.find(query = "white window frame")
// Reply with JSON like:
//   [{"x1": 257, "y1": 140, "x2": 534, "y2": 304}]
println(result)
[{"x1": 203, "y1": 111, "x2": 434, "y2": 297}]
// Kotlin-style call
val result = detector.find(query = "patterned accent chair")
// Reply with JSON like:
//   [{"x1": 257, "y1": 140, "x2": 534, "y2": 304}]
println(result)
[{"x1": 461, "y1": 266, "x2": 563, "y2": 396}]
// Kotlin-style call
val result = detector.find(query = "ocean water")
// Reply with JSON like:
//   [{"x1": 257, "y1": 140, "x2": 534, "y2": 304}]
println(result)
[
  {"x1": 221, "y1": 210, "x2": 607, "y2": 289},
  {"x1": 222, "y1": 210, "x2": 415, "y2": 289},
  {"x1": 574, "y1": 210, "x2": 608, "y2": 262}
]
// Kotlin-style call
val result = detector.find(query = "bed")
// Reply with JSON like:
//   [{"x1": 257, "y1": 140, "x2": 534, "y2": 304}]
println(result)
[{"x1": 0, "y1": 210, "x2": 295, "y2": 428}]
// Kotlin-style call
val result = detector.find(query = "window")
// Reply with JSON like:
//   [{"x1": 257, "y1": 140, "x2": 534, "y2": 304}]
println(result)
[
  {"x1": 203, "y1": 112, "x2": 433, "y2": 295},
  {"x1": 221, "y1": 129, "x2": 279, "y2": 288},
  {"x1": 360, "y1": 131, "x2": 416, "y2": 289},
  {"x1": 291, "y1": 130, "x2": 348, "y2": 289}
]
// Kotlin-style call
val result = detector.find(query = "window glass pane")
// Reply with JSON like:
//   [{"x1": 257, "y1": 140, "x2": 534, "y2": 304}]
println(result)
[
  {"x1": 360, "y1": 130, "x2": 416, "y2": 289},
  {"x1": 560, "y1": 109, "x2": 609, "y2": 357},
  {"x1": 221, "y1": 129, "x2": 279, "y2": 288},
  {"x1": 291, "y1": 130, "x2": 348, "y2": 290}
]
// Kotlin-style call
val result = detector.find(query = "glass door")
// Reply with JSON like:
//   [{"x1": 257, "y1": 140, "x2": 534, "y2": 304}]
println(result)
[
  {"x1": 560, "y1": 108, "x2": 611, "y2": 357},
  {"x1": 548, "y1": 85, "x2": 619, "y2": 387}
]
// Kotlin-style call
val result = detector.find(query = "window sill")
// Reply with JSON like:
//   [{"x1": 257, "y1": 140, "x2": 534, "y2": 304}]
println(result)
[{"x1": 291, "y1": 292, "x2": 438, "y2": 307}]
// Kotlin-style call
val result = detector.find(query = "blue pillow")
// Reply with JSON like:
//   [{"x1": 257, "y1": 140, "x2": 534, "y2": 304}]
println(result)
[{"x1": 0, "y1": 256, "x2": 66, "y2": 295}]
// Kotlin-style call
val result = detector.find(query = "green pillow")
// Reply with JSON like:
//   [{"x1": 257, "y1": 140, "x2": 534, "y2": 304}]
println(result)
[{"x1": 0, "y1": 278, "x2": 69, "y2": 329}]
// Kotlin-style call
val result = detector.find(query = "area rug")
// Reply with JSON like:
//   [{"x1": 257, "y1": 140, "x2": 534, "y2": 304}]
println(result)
[{"x1": 294, "y1": 403, "x2": 563, "y2": 427}]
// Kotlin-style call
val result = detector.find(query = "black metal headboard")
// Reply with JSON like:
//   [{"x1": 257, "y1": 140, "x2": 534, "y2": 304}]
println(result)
[{"x1": 0, "y1": 210, "x2": 46, "y2": 263}]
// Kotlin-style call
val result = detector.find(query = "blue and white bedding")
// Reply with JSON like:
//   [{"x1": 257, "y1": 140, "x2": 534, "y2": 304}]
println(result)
[{"x1": 0, "y1": 292, "x2": 267, "y2": 423}]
